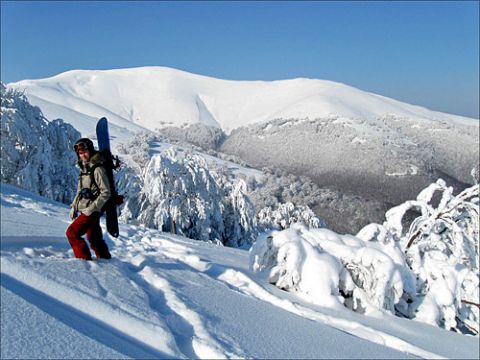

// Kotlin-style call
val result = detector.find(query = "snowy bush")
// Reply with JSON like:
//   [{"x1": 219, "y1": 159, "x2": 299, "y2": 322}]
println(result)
[
  {"x1": 250, "y1": 223, "x2": 415, "y2": 313},
  {"x1": 161, "y1": 123, "x2": 226, "y2": 150},
  {"x1": 116, "y1": 131, "x2": 156, "y2": 169},
  {"x1": 257, "y1": 202, "x2": 324, "y2": 232},
  {"x1": 471, "y1": 166, "x2": 479, "y2": 185},
  {"x1": 0, "y1": 83, "x2": 80, "y2": 203},
  {"x1": 250, "y1": 179, "x2": 479, "y2": 335},
  {"x1": 116, "y1": 164, "x2": 143, "y2": 224},
  {"x1": 384, "y1": 179, "x2": 479, "y2": 334}
]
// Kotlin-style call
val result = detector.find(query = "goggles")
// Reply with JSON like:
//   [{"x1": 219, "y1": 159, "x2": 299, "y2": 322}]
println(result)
[
  {"x1": 74, "y1": 141, "x2": 92, "y2": 153},
  {"x1": 74, "y1": 144, "x2": 86, "y2": 152}
]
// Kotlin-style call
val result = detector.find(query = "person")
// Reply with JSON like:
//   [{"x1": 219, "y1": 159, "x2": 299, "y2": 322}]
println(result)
[{"x1": 66, "y1": 138, "x2": 112, "y2": 260}]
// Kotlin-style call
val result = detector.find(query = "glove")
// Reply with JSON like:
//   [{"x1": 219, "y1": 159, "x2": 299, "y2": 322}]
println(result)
[
  {"x1": 69, "y1": 207, "x2": 78, "y2": 220},
  {"x1": 81, "y1": 207, "x2": 95, "y2": 217}
]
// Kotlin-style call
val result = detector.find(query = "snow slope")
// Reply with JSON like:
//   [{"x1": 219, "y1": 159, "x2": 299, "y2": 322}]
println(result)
[
  {"x1": 1, "y1": 183, "x2": 478, "y2": 359},
  {"x1": 8, "y1": 66, "x2": 477, "y2": 138}
]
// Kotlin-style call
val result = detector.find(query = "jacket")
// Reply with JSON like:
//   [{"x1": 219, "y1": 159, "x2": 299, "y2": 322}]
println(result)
[{"x1": 71, "y1": 152, "x2": 111, "y2": 215}]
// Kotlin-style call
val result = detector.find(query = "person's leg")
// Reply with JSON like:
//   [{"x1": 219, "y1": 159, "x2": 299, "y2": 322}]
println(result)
[
  {"x1": 86, "y1": 213, "x2": 112, "y2": 259},
  {"x1": 66, "y1": 214, "x2": 93, "y2": 260}
]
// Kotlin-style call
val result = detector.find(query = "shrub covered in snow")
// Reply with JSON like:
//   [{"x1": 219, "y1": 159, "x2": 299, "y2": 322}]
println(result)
[
  {"x1": 0, "y1": 83, "x2": 80, "y2": 203},
  {"x1": 257, "y1": 202, "x2": 324, "y2": 232},
  {"x1": 250, "y1": 223, "x2": 415, "y2": 313},
  {"x1": 383, "y1": 179, "x2": 479, "y2": 334},
  {"x1": 139, "y1": 149, "x2": 226, "y2": 241},
  {"x1": 250, "y1": 179, "x2": 479, "y2": 335},
  {"x1": 116, "y1": 131, "x2": 156, "y2": 169},
  {"x1": 161, "y1": 123, "x2": 226, "y2": 150}
]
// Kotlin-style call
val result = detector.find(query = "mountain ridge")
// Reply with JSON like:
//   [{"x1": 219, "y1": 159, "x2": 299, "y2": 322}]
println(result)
[{"x1": 9, "y1": 66, "x2": 477, "y2": 136}]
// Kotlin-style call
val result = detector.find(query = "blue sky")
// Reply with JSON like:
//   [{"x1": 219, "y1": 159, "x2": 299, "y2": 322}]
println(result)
[{"x1": 1, "y1": 1, "x2": 479, "y2": 118}]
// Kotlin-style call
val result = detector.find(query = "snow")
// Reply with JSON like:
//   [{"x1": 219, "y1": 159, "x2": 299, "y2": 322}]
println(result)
[
  {"x1": 8, "y1": 66, "x2": 478, "y2": 141},
  {"x1": 2, "y1": 183, "x2": 479, "y2": 359},
  {"x1": 351, "y1": 136, "x2": 367, "y2": 144},
  {"x1": 385, "y1": 165, "x2": 419, "y2": 177},
  {"x1": 149, "y1": 141, "x2": 264, "y2": 182},
  {"x1": 1, "y1": 283, "x2": 130, "y2": 359}
]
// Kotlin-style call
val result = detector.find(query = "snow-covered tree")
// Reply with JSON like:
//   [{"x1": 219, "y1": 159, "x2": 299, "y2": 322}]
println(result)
[
  {"x1": 1, "y1": 83, "x2": 80, "y2": 203},
  {"x1": 222, "y1": 179, "x2": 257, "y2": 248},
  {"x1": 116, "y1": 142, "x2": 258, "y2": 247},
  {"x1": 257, "y1": 202, "x2": 324, "y2": 232},
  {"x1": 384, "y1": 179, "x2": 479, "y2": 334},
  {"x1": 116, "y1": 132, "x2": 155, "y2": 169},
  {"x1": 161, "y1": 123, "x2": 226, "y2": 150},
  {"x1": 138, "y1": 149, "x2": 224, "y2": 241}
]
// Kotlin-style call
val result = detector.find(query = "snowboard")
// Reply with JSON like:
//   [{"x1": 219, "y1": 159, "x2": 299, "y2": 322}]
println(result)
[{"x1": 96, "y1": 117, "x2": 119, "y2": 238}]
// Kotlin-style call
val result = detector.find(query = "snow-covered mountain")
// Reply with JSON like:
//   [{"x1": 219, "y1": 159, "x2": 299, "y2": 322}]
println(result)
[
  {"x1": 8, "y1": 66, "x2": 477, "y2": 135},
  {"x1": 2, "y1": 183, "x2": 478, "y2": 359}
]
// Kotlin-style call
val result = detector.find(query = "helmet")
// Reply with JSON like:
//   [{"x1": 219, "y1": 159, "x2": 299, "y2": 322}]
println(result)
[{"x1": 74, "y1": 138, "x2": 95, "y2": 153}]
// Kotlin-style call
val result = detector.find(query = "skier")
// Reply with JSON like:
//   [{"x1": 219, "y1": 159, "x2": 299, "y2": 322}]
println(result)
[{"x1": 66, "y1": 138, "x2": 112, "y2": 260}]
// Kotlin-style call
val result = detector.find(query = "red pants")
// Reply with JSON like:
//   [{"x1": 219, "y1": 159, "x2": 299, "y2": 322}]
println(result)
[{"x1": 66, "y1": 213, "x2": 111, "y2": 260}]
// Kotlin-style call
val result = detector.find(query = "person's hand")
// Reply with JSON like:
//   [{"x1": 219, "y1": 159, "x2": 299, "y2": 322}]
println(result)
[
  {"x1": 69, "y1": 208, "x2": 78, "y2": 220},
  {"x1": 82, "y1": 207, "x2": 94, "y2": 217}
]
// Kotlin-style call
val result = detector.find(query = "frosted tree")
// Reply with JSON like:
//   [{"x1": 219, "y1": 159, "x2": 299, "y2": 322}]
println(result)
[
  {"x1": 257, "y1": 202, "x2": 323, "y2": 232},
  {"x1": 471, "y1": 166, "x2": 479, "y2": 185},
  {"x1": 116, "y1": 164, "x2": 143, "y2": 224},
  {"x1": 384, "y1": 179, "x2": 479, "y2": 334},
  {"x1": 222, "y1": 179, "x2": 257, "y2": 248},
  {"x1": 119, "y1": 146, "x2": 258, "y2": 247},
  {"x1": 1, "y1": 82, "x2": 80, "y2": 203},
  {"x1": 138, "y1": 149, "x2": 224, "y2": 241},
  {"x1": 116, "y1": 131, "x2": 156, "y2": 169}
]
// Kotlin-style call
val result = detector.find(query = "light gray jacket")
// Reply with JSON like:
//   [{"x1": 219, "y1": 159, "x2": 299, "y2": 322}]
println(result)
[{"x1": 71, "y1": 152, "x2": 111, "y2": 215}]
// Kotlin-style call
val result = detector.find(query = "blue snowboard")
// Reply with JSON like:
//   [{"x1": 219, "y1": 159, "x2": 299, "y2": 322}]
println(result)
[{"x1": 96, "y1": 117, "x2": 119, "y2": 238}]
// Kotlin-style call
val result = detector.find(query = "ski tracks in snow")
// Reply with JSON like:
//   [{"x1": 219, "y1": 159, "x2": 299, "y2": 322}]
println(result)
[
  {"x1": 124, "y1": 230, "x2": 444, "y2": 359},
  {"x1": 113, "y1": 231, "x2": 245, "y2": 359}
]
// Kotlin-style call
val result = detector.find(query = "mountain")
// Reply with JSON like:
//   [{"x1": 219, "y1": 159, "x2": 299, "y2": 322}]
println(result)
[
  {"x1": 2, "y1": 183, "x2": 478, "y2": 359},
  {"x1": 7, "y1": 67, "x2": 479, "y2": 232},
  {"x1": 8, "y1": 66, "x2": 476, "y2": 135}
]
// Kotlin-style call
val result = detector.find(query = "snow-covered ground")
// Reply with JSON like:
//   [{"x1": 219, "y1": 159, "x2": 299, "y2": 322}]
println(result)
[{"x1": 1, "y1": 183, "x2": 478, "y2": 359}]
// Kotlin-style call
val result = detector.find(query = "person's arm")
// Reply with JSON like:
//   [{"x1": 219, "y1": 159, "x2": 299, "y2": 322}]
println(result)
[{"x1": 70, "y1": 179, "x2": 81, "y2": 211}]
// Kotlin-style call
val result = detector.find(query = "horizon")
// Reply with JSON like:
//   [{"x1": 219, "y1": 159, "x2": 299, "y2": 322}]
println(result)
[{"x1": 1, "y1": 1, "x2": 478, "y2": 119}]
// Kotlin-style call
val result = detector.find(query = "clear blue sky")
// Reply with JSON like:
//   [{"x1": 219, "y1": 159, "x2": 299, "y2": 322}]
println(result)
[{"x1": 1, "y1": 1, "x2": 479, "y2": 118}]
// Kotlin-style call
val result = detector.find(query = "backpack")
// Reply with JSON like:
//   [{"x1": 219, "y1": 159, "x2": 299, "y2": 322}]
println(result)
[{"x1": 78, "y1": 152, "x2": 124, "y2": 209}]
